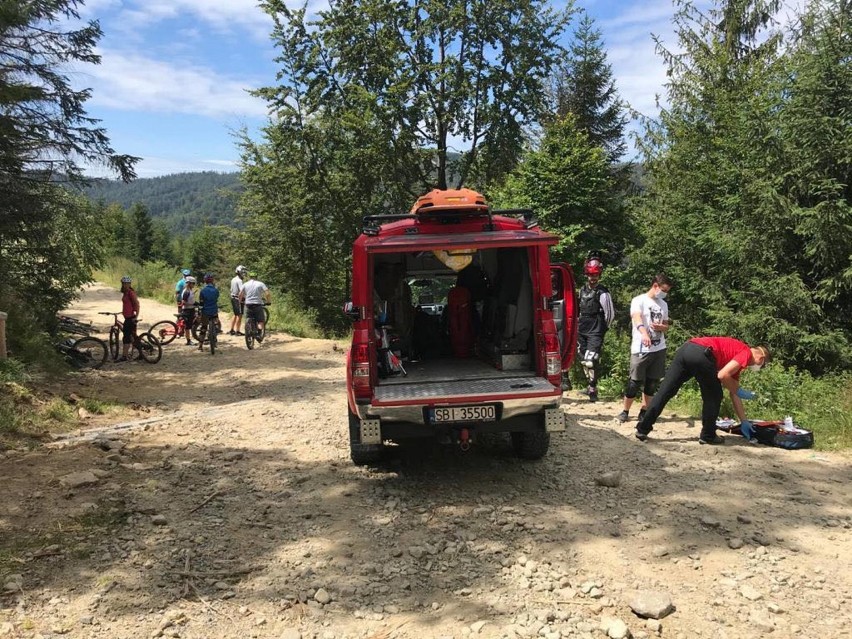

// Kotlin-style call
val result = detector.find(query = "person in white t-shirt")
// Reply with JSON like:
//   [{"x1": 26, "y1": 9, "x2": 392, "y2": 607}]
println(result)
[
  {"x1": 617, "y1": 274, "x2": 674, "y2": 424},
  {"x1": 239, "y1": 271, "x2": 271, "y2": 340},
  {"x1": 229, "y1": 265, "x2": 247, "y2": 336}
]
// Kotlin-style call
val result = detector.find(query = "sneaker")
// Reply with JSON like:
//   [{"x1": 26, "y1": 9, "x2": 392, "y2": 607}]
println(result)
[
  {"x1": 235, "y1": 331, "x2": 244, "y2": 336},
  {"x1": 617, "y1": 410, "x2": 629, "y2": 423},
  {"x1": 699, "y1": 434, "x2": 725, "y2": 445},
  {"x1": 588, "y1": 388, "x2": 598, "y2": 402},
  {"x1": 186, "y1": 341, "x2": 195, "y2": 346},
  {"x1": 635, "y1": 428, "x2": 650, "y2": 441},
  {"x1": 229, "y1": 330, "x2": 235, "y2": 336},
  {"x1": 637, "y1": 408, "x2": 647, "y2": 423},
  {"x1": 117, "y1": 355, "x2": 129, "y2": 362}
]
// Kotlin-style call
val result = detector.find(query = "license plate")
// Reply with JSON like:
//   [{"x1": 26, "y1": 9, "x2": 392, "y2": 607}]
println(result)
[{"x1": 432, "y1": 405, "x2": 496, "y2": 423}]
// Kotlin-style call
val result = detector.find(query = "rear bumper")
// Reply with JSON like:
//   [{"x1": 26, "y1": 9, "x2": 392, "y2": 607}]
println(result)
[{"x1": 355, "y1": 394, "x2": 559, "y2": 424}]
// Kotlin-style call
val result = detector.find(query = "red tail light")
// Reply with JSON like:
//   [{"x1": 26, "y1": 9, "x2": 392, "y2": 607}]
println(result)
[
  {"x1": 544, "y1": 332, "x2": 561, "y2": 383},
  {"x1": 352, "y1": 342, "x2": 372, "y2": 399}
]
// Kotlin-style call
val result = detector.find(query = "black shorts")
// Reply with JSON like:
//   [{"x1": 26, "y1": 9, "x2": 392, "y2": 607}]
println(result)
[
  {"x1": 122, "y1": 318, "x2": 137, "y2": 345},
  {"x1": 230, "y1": 297, "x2": 244, "y2": 316},
  {"x1": 182, "y1": 308, "x2": 197, "y2": 326},
  {"x1": 246, "y1": 304, "x2": 265, "y2": 323}
]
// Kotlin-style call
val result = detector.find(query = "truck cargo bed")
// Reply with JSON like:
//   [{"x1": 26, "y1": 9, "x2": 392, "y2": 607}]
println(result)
[{"x1": 374, "y1": 358, "x2": 554, "y2": 403}]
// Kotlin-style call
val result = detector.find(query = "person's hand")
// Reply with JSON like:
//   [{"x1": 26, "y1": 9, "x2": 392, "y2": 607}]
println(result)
[
  {"x1": 642, "y1": 334, "x2": 651, "y2": 347},
  {"x1": 736, "y1": 388, "x2": 756, "y2": 400},
  {"x1": 651, "y1": 322, "x2": 668, "y2": 332},
  {"x1": 739, "y1": 419, "x2": 755, "y2": 439}
]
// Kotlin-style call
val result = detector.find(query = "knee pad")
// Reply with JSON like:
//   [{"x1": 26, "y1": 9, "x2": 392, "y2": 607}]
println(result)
[
  {"x1": 581, "y1": 350, "x2": 599, "y2": 367},
  {"x1": 644, "y1": 378, "x2": 661, "y2": 396},
  {"x1": 625, "y1": 378, "x2": 641, "y2": 399}
]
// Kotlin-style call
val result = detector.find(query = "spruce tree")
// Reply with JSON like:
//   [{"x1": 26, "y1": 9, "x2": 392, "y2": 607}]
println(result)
[{"x1": 551, "y1": 14, "x2": 628, "y2": 164}]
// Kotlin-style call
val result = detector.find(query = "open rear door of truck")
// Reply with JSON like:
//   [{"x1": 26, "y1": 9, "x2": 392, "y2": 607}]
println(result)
[{"x1": 550, "y1": 263, "x2": 577, "y2": 370}]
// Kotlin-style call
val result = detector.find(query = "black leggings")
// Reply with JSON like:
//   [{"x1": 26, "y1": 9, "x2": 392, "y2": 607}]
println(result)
[{"x1": 637, "y1": 342, "x2": 723, "y2": 438}]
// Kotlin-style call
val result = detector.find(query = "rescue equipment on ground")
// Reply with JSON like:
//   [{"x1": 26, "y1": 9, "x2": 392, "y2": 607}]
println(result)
[{"x1": 716, "y1": 418, "x2": 814, "y2": 450}]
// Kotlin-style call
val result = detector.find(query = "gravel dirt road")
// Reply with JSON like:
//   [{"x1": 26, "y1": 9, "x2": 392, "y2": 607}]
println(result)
[{"x1": 1, "y1": 284, "x2": 850, "y2": 639}]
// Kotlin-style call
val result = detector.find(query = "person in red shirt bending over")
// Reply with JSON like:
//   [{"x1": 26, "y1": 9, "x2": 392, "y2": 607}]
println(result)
[{"x1": 635, "y1": 336, "x2": 770, "y2": 445}]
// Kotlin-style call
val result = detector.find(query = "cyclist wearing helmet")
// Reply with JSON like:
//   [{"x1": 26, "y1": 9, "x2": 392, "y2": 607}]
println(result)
[
  {"x1": 239, "y1": 271, "x2": 271, "y2": 341},
  {"x1": 229, "y1": 265, "x2": 247, "y2": 336},
  {"x1": 181, "y1": 276, "x2": 198, "y2": 346},
  {"x1": 119, "y1": 276, "x2": 140, "y2": 361},
  {"x1": 198, "y1": 273, "x2": 221, "y2": 350},
  {"x1": 577, "y1": 251, "x2": 614, "y2": 402},
  {"x1": 175, "y1": 268, "x2": 191, "y2": 313}
]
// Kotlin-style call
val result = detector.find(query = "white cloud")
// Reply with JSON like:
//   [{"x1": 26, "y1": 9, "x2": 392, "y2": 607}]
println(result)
[
  {"x1": 84, "y1": 49, "x2": 269, "y2": 119},
  {"x1": 116, "y1": 0, "x2": 273, "y2": 40}
]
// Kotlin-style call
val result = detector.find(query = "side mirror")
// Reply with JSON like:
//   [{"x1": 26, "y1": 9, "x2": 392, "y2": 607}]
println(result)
[{"x1": 343, "y1": 301, "x2": 361, "y2": 320}]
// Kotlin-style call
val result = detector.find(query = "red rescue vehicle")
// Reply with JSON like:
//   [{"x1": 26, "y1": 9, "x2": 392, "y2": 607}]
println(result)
[{"x1": 344, "y1": 189, "x2": 577, "y2": 464}]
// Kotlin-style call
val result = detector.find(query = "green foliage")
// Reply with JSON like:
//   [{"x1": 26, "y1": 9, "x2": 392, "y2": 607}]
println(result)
[
  {"x1": 83, "y1": 172, "x2": 242, "y2": 234},
  {"x1": 129, "y1": 203, "x2": 154, "y2": 262},
  {"x1": 549, "y1": 13, "x2": 628, "y2": 164},
  {"x1": 491, "y1": 114, "x2": 629, "y2": 267},
  {"x1": 627, "y1": 0, "x2": 851, "y2": 372},
  {"x1": 93, "y1": 257, "x2": 179, "y2": 307},
  {"x1": 0, "y1": 0, "x2": 135, "y2": 358},
  {"x1": 184, "y1": 225, "x2": 239, "y2": 279},
  {"x1": 267, "y1": 293, "x2": 325, "y2": 339},
  {"x1": 0, "y1": 358, "x2": 29, "y2": 384}
]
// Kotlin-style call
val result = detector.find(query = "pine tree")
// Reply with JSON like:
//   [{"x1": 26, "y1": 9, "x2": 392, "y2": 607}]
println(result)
[
  {"x1": 550, "y1": 14, "x2": 628, "y2": 163},
  {"x1": 130, "y1": 203, "x2": 154, "y2": 262}
]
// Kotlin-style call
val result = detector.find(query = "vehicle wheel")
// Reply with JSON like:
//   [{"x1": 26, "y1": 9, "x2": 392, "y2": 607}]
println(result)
[
  {"x1": 245, "y1": 320, "x2": 255, "y2": 350},
  {"x1": 190, "y1": 319, "x2": 203, "y2": 342},
  {"x1": 149, "y1": 320, "x2": 177, "y2": 345},
  {"x1": 71, "y1": 337, "x2": 108, "y2": 369},
  {"x1": 209, "y1": 318, "x2": 217, "y2": 355},
  {"x1": 134, "y1": 332, "x2": 163, "y2": 364},
  {"x1": 263, "y1": 306, "x2": 270, "y2": 324},
  {"x1": 511, "y1": 430, "x2": 550, "y2": 460},
  {"x1": 348, "y1": 408, "x2": 383, "y2": 465},
  {"x1": 108, "y1": 327, "x2": 120, "y2": 360}
]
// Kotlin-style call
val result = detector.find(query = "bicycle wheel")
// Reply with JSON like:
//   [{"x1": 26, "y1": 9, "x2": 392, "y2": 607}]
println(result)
[
  {"x1": 108, "y1": 327, "x2": 120, "y2": 360},
  {"x1": 263, "y1": 306, "x2": 270, "y2": 324},
  {"x1": 190, "y1": 317, "x2": 203, "y2": 342},
  {"x1": 208, "y1": 318, "x2": 217, "y2": 355},
  {"x1": 149, "y1": 320, "x2": 178, "y2": 345},
  {"x1": 134, "y1": 332, "x2": 163, "y2": 364},
  {"x1": 245, "y1": 319, "x2": 255, "y2": 350},
  {"x1": 70, "y1": 337, "x2": 108, "y2": 370}
]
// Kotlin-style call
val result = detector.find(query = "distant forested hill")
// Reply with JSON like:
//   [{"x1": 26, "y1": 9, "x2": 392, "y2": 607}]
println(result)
[{"x1": 84, "y1": 171, "x2": 242, "y2": 233}]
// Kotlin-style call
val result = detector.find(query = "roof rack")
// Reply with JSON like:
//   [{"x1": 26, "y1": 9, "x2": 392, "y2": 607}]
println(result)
[
  {"x1": 361, "y1": 208, "x2": 498, "y2": 235},
  {"x1": 492, "y1": 208, "x2": 538, "y2": 229}
]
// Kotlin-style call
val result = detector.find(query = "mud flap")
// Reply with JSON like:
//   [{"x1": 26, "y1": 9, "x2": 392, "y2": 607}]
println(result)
[
  {"x1": 360, "y1": 419, "x2": 382, "y2": 445},
  {"x1": 544, "y1": 408, "x2": 565, "y2": 432}
]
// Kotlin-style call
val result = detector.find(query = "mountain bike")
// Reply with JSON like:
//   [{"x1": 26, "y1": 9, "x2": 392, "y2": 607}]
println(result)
[
  {"x1": 98, "y1": 312, "x2": 163, "y2": 364},
  {"x1": 149, "y1": 308, "x2": 203, "y2": 345},
  {"x1": 53, "y1": 315, "x2": 108, "y2": 369},
  {"x1": 243, "y1": 302, "x2": 271, "y2": 351},
  {"x1": 195, "y1": 308, "x2": 226, "y2": 356}
]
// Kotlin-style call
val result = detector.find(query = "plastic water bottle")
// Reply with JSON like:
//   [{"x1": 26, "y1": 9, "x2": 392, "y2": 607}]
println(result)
[{"x1": 784, "y1": 415, "x2": 794, "y2": 431}]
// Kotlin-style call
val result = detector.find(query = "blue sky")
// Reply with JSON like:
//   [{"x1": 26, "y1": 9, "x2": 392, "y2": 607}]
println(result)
[{"x1": 72, "y1": 0, "x2": 695, "y2": 178}]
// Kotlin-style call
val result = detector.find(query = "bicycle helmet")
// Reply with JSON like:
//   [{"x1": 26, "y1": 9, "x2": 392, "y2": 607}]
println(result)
[
  {"x1": 185, "y1": 276, "x2": 197, "y2": 284},
  {"x1": 204, "y1": 273, "x2": 214, "y2": 283},
  {"x1": 121, "y1": 276, "x2": 132, "y2": 283},
  {"x1": 583, "y1": 253, "x2": 603, "y2": 277},
  {"x1": 235, "y1": 264, "x2": 246, "y2": 274},
  {"x1": 181, "y1": 268, "x2": 191, "y2": 276}
]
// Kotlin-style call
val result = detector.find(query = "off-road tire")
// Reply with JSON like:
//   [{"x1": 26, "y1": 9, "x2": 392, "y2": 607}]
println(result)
[
  {"x1": 69, "y1": 337, "x2": 108, "y2": 369},
  {"x1": 108, "y1": 326, "x2": 120, "y2": 360},
  {"x1": 511, "y1": 430, "x2": 550, "y2": 460},
  {"x1": 348, "y1": 408, "x2": 383, "y2": 465},
  {"x1": 149, "y1": 320, "x2": 178, "y2": 345}
]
